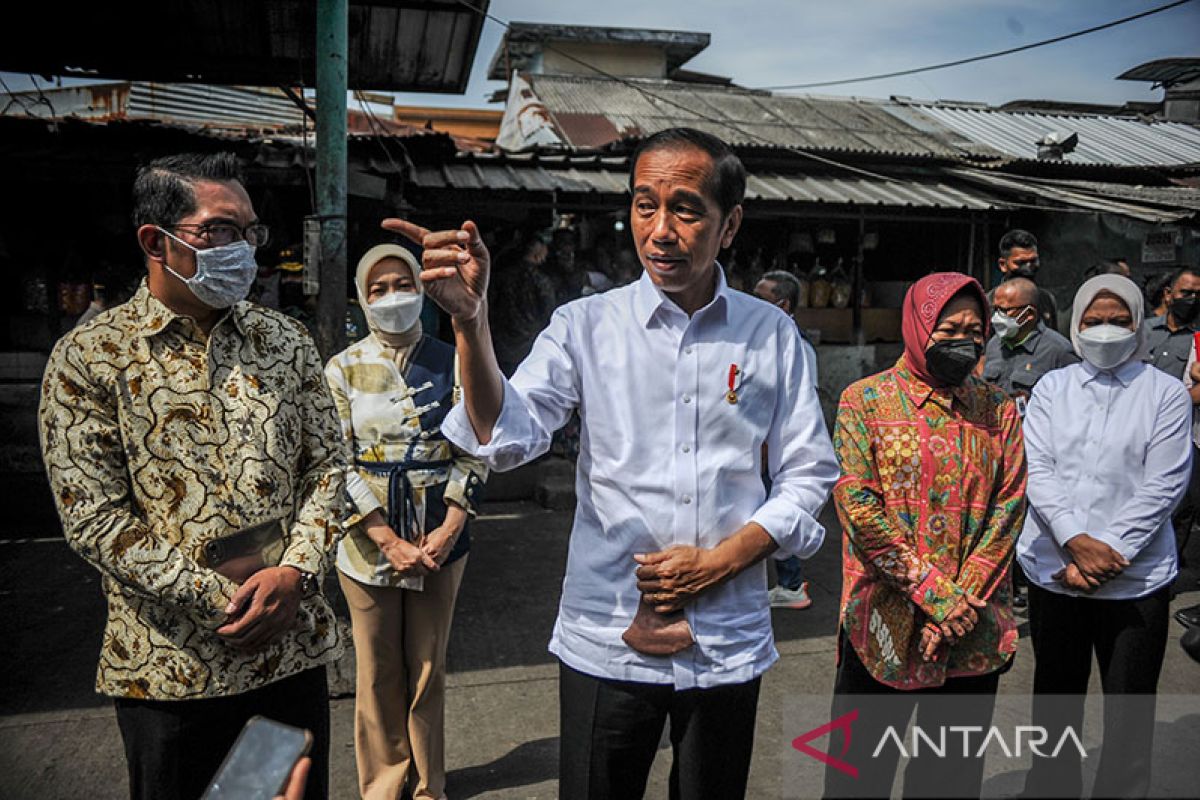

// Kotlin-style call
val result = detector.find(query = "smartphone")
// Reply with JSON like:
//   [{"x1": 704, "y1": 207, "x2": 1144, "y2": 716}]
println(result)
[{"x1": 202, "y1": 716, "x2": 312, "y2": 800}]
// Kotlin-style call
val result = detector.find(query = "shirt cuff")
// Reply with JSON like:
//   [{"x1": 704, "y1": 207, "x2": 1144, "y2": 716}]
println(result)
[
  {"x1": 346, "y1": 471, "x2": 383, "y2": 521},
  {"x1": 1088, "y1": 528, "x2": 1136, "y2": 561},
  {"x1": 750, "y1": 499, "x2": 824, "y2": 559},
  {"x1": 196, "y1": 571, "x2": 241, "y2": 631},
  {"x1": 909, "y1": 566, "x2": 964, "y2": 623},
  {"x1": 442, "y1": 381, "x2": 540, "y2": 472},
  {"x1": 1045, "y1": 509, "x2": 1086, "y2": 549}
]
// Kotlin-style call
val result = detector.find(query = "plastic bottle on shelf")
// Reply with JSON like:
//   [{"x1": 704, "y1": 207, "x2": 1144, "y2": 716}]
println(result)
[
  {"x1": 810, "y1": 259, "x2": 832, "y2": 309},
  {"x1": 830, "y1": 258, "x2": 852, "y2": 310}
]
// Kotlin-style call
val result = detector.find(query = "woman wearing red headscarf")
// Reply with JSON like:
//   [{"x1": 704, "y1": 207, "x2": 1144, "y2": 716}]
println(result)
[{"x1": 823, "y1": 272, "x2": 1027, "y2": 799}]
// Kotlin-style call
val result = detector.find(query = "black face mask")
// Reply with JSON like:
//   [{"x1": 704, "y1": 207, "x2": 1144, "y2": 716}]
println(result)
[
  {"x1": 1170, "y1": 296, "x2": 1199, "y2": 325},
  {"x1": 1006, "y1": 266, "x2": 1038, "y2": 282},
  {"x1": 926, "y1": 337, "x2": 983, "y2": 386}
]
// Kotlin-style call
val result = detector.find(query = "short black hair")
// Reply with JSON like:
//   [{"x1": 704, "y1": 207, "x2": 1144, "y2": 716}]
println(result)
[
  {"x1": 1144, "y1": 271, "x2": 1173, "y2": 307},
  {"x1": 132, "y1": 152, "x2": 244, "y2": 229},
  {"x1": 998, "y1": 229, "x2": 1038, "y2": 257},
  {"x1": 1083, "y1": 260, "x2": 1127, "y2": 280},
  {"x1": 629, "y1": 127, "x2": 746, "y2": 217},
  {"x1": 758, "y1": 270, "x2": 801, "y2": 309},
  {"x1": 1169, "y1": 265, "x2": 1200, "y2": 290}
]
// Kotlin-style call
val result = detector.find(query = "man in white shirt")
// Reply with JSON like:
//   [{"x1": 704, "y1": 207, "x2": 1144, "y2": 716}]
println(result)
[{"x1": 383, "y1": 128, "x2": 838, "y2": 799}]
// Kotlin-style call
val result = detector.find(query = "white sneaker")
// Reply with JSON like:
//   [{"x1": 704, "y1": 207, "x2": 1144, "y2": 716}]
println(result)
[{"x1": 769, "y1": 582, "x2": 813, "y2": 609}]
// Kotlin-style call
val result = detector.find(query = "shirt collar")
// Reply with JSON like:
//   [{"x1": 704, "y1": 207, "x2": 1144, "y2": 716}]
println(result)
[
  {"x1": 1147, "y1": 314, "x2": 1171, "y2": 332},
  {"x1": 633, "y1": 262, "x2": 729, "y2": 328},
  {"x1": 1079, "y1": 357, "x2": 1143, "y2": 387},
  {"x1": 893, "y1": 355, "x2": 972, "y2": 410},
  {"x1": 132, "y1": 279, "x2": 248, "y2": 338},
  {"x1": 1004, "y1": 322, "x2": 1044, "y2": 353}
]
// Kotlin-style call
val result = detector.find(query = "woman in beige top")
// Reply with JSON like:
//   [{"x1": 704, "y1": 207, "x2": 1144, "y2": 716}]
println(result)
[{"x1": 325, "y1": 244, "x2": 487, "y2": 800}]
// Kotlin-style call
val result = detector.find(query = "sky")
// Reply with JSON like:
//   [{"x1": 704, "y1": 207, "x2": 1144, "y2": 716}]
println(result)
[{"x1": 2, "y1": 0, "x2": 1197, "y2": 111}]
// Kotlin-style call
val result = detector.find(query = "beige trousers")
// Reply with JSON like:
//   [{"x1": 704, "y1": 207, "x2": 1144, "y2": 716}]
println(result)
[{"x1": 338, "y1": 555, "x2": 467, "y2": 800}]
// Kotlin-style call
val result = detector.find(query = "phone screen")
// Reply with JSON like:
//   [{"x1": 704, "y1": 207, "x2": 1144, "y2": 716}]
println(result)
[{"x1": 202, "y1": 716, "x2": 311, "y2": 800}]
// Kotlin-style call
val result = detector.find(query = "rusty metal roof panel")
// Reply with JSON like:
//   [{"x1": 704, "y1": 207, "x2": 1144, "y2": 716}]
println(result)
[{"x1": 895, "y1": 102, "x2": 1200, "y2": 167}]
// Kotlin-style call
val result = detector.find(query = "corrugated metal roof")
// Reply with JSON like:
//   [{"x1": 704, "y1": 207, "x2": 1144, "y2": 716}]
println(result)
[
  {"x1": 127, "y1": 84, "x2": 304, "y2": 129},
  {"x1": 892, "y1": 102, "x2": 1200, "y2": 167},
  {"x1": 519, "y1": 74, "x2": 964, "y2": 158},
  {"x1": 949, "y1": 168, "x2": 1198, "y2": 223},
  {"x1": 410, "y1": 154, "x2": 1010, "y2": 210},
  {"x1": 2, "y1": 82, "x2": 309, "y2": 131}
]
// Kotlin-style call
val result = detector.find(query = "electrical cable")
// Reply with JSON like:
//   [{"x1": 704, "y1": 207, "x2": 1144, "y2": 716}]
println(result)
[{"x1": 760, "y1": 0, "x2": 1193, "y2": 91}]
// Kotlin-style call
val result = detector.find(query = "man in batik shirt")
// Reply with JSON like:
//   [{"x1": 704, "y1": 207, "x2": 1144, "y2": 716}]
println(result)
[{"x1": 38, "y1": 152, "x2": 345, "y2": 800}]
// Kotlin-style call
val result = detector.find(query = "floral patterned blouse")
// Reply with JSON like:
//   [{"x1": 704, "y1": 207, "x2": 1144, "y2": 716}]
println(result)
[{"x1": 833, "y1": 355, "x2": 1026, "y2": 689}]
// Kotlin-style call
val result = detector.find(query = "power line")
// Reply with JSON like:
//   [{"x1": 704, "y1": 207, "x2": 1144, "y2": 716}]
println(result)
[
  {"x1": 761, "y1": 0, "x2": 1194, "y2": 91},
  {"x1": 354, "y1": 90, "x2": 408, "y2": 177},
  {"x1": 0, "y1": 74, "x2": 37, "y2": 115},
  {"x1": 450, "y1": 0, "x2": 899, "y2": 183}
]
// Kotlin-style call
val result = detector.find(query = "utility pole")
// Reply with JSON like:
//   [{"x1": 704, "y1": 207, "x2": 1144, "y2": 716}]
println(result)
[{"x1": 314, "y1": 0, "x2": 348, "y2": 358}]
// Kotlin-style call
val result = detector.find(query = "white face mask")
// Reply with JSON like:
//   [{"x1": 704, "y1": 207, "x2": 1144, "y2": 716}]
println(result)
[
  {"x1": 367, "y1": 290, "x2": 423, "y2": 333},
  {"x1": 159, "y1": 228, "x2": 258, "y2": 309},
  {"x1": 990, "y1": 311, "x2": 1021, "y2": 341},
  {"x1": 1076, "y1": 324, "x2": 1138, "y2": 370}
]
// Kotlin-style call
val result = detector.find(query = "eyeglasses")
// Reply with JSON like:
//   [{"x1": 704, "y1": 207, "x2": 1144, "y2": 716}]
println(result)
[
  {"x1": 993, "y1": 304, "x2": 1033, "y2": 317},
  {"x1": 169, "y1": 221, "x2": 270, "y2": 248}
]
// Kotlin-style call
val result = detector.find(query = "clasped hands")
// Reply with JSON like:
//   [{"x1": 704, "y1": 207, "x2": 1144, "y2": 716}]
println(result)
[
  {"x1": 634, "y1": 544, "x2": 731, "y2": 613},
  {"x1": 379, "y1": 518, "x2": 465, "y2": 578},
  {"x1": 1054, "y1": 533, "x2": 1129, "y2": 593},
  {"x1": 918, "y1": 592, "x2": 987, "y2": 663}
]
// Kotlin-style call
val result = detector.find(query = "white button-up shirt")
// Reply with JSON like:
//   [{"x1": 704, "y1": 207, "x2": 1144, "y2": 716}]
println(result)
[
  {"x1": 1018, "y1": 359, "x2": 1192, "y2": 599},
  {"x1": 443, "y1": 268, "x2": 837, "y2": 688}
]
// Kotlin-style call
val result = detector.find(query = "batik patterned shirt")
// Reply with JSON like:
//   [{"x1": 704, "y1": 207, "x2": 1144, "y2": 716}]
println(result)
[
  {"x1": 833, "y1": 356, "x2": 1026, "y2": 689},
  {"x1": 38, "y1": 281, "x2": 346, "y2": 700}
]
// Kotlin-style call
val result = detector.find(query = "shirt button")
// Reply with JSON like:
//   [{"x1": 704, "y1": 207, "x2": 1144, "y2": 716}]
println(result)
[
  {"x1": 685, "y1": 346, "x2": 694, "y2": 355},
  {"x1": 682, "y1": 495, "x2": 693, "y2": 505},
  {"x1": 682, "y1": 394, "x2": 692, "y2": 404},
  {"x1": 682, "y1": 444, "x2": 692, "y2": 453}
]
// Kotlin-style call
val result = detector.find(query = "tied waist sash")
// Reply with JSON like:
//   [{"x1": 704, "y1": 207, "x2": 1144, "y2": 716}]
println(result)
[{"x1": 355, "y1": 457, "x2": 453, "y2": 542}]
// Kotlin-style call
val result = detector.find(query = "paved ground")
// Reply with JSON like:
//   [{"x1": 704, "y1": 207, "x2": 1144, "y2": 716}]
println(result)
[{"x1": 2, "y1": 499, "x2": 1199, "y2": 799}]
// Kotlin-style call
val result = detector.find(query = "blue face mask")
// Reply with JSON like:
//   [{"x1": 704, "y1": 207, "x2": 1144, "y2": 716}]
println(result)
[{"x1": 159, "y1": 228, "x2": 259, "y2": 309}]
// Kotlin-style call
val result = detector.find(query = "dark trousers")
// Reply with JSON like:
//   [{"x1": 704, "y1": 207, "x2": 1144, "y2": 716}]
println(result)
[
  {"x1": 1172, "y1": 445, "x2": 1200, "y2": 570},
  {"x1": 777, "y1": 555, "x2": 806, "y2": 591},
  {"x1": 558, "y1": 661, "x2": 761, "y2": 800},
  {"x1": 824, "y1": 636, "x2": 1002, "y2": 800},
  {"x1": 113, "y1": 666, "x2": 329, "y2": 800},
  {"x1": 1023, "y1": 584, "x2": 1169, "y2": 800}
]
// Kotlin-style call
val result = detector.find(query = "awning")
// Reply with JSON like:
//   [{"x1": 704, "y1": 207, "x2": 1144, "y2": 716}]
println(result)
[{"x1": 409, "y1": 155, "x2": 1013, "y2": 211}]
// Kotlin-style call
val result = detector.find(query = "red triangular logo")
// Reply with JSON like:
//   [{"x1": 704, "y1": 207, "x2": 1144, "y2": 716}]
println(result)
[{"x1": 792, "y1": 708, "x2": 859, "y2": 778}]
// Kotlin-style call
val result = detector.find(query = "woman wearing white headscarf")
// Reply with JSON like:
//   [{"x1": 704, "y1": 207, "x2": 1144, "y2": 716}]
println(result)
[
  {"x1": 325, "y1": 244, "x2": 487, "y2": 800},
  {"x1": 1018, "y1": 275, "x2": 1191, "y2": 799}
]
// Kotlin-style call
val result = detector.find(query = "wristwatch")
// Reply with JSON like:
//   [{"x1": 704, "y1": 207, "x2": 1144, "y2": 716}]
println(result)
[{"x1": 295, "y1": 569, "x2": 319, "y2": 599}]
